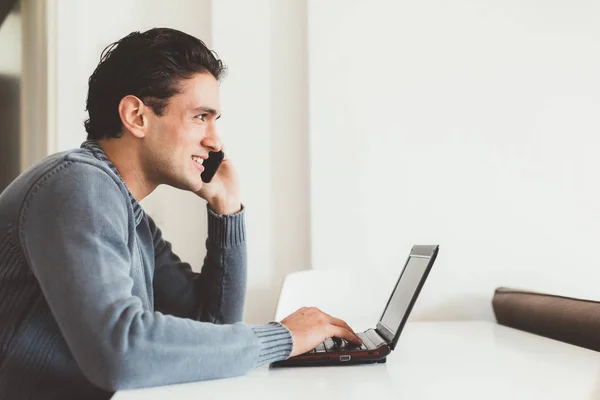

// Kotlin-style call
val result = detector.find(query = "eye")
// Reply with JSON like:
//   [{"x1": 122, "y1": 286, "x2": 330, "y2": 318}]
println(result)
[{"x1": 195, "y1": 114, "x2": 208, "y2": 122}]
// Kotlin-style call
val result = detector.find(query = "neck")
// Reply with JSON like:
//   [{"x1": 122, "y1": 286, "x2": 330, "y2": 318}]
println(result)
[{"x1": 96, "y1": 138, "x2": 157, "y2": 201}]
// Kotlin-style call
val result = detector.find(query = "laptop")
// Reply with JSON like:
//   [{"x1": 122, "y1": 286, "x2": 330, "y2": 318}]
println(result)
[{"x1": 272, "y1": 245, "x2": 439, "y2": 367}]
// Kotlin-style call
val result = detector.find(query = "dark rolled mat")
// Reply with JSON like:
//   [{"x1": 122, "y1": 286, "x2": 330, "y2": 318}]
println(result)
[{"x1": 492, "y1": 287, "x2": 600, "y2": 352}]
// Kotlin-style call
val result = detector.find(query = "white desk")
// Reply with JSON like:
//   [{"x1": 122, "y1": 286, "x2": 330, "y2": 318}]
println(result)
[{"x1": 114, "y1": 272, "x2": 600, "y2": 400}]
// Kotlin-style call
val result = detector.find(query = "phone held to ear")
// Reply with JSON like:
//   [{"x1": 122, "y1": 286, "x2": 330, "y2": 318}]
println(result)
[{"x1": 201, "y1": 150, "x2": 225, "y2": 183}]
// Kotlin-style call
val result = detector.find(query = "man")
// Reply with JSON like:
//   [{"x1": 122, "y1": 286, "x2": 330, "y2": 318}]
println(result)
[{"x1": 0, "y1": 28, "x2": 360, "y2": 399}]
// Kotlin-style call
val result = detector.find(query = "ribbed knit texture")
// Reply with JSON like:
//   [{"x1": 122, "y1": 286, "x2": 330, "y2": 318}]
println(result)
[
  {"x1": 252, "y1": 322, "x2": 294, "y2": 367},
  {"x1": 207, "y1": 205, "x2": 247, "y2": 248},
  {"x1": 0, "y1": 142, "x2": 293, "y2": 399}
]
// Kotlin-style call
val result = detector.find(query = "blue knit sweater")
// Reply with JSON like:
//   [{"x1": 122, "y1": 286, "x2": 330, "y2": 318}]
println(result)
[{"x1": 0, "y1": 141, "x2": 293, "y2": 399}]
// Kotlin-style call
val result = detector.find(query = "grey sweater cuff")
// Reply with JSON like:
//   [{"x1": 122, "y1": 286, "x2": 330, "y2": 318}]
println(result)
[
  {"x1": 252, "y1": 322, "x2": 294, "y2": 367},
  {"x1": 207, "y1": 204, "x2": 246, "y2": 248}
]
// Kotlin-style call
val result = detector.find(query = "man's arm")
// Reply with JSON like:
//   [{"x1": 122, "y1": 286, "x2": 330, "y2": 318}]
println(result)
[
  {"x1": 20, "y1": 162, "x2": 292, "y2": 391},
  {"x1": 150, "y1": 205, "x2": 247, "y2": 324}
]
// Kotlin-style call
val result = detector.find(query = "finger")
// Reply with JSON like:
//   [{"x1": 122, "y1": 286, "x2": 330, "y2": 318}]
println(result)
[
  {"x1": 330, "y1": 325, "x2": 362, "y2": 344},
  {"x1": 325, "y1": 314, "x2": 360, "y2": 341},
  {"x1": 220, "y1": 144, "x2": 229, "y2": 161},
  {"x1": 328, "y1": 316, "x2": 354, "y2": 333},
  {"x1": 327, "y1": 320, "x2": 361, "y2": 344}
]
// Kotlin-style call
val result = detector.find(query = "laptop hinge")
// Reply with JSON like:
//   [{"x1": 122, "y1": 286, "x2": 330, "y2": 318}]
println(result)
[{"x1": 370, "y1": 328, "x2": 389, "y2": 347}]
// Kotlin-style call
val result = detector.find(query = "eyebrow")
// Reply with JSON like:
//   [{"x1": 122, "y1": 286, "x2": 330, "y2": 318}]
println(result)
[{"x1": 193, "y1": 106, "x2": 221, "y2": 119}]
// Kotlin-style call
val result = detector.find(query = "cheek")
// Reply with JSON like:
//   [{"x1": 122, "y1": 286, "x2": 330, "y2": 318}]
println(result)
[
  {"x1": 184, "y1": 118, "x2": 207, "y2": 136},
  {"x1": 144, "y1": 131, "x2": 174, "y2": 167},
  {"x1": 171, "y1": 120, "x2": 199, "y2": 145},
  {"x1": 152, "y1": 123, "x2": 184, "y2": 153}
]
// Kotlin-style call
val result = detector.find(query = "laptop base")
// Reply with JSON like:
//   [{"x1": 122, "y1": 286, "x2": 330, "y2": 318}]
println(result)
[
  {"x1": 271, "y1": 357, "x2": 387, "y2": 368},
  {"x1": 272, "y1": 342, "x2": 391, "y2": 368}
]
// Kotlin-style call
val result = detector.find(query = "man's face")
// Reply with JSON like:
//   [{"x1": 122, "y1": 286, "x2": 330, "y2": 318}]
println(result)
[{"x1": 142, "y1": 72, "x2": 222, "y2": 192}]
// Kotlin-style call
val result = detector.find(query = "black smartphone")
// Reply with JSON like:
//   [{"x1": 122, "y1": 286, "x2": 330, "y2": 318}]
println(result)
[{"x1": 201, "y1": 150, "x2": 225, "y2": 183}]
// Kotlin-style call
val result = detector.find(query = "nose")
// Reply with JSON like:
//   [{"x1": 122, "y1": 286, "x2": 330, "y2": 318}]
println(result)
[{"x1": 201, "y1": 124, "x2": 222, "y2": 153}]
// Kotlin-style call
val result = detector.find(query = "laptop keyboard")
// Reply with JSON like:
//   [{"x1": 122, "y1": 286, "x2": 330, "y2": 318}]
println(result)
[{"x1": 305, "y1": 332, "x2": 372, "y2": 354}]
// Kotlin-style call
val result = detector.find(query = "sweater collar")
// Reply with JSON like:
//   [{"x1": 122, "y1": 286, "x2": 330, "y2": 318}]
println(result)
[{"x1": 80, "y1": 140, "x2": 144, "y2": 226}]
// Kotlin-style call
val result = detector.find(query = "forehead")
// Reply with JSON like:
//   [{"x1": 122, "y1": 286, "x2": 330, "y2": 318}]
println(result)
[{"x1": 170, "y1": 72, "x2": 220, "y2": 111}]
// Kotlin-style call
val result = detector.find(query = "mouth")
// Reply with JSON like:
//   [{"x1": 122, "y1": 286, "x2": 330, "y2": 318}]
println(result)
[{"x1": 191, "y1": 155, "x2": 205, "y2": 172}]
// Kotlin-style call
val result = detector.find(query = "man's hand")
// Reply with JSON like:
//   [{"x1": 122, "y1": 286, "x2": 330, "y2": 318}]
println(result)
[
  {"x1": 280, "y1": 307, "x2": 362, "y2": 357},
  {"x1": 195, "y1": 153, "x2": 242, "y2": 215}
]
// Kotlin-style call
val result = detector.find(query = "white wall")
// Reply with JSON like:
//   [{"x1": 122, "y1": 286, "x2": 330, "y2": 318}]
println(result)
[
  {"x1": 20, "y1": 0, "x2": 48, "y2": 170},
  {"x1": 32, "y1": 0, "x2": 594, "y2": 326},
  {"x1": 0, "y1": 10, "x2": 20, "y2": 75},
  {"x1": 28, "y1": 0, "x2": 309, "y2": 323},
  {"x1": 308, "y1": 0, "x2": 600, "y2": 321},
  {"x1": 0, "y1": 7, "x2": 21, "y2": 191},
  {"x1": 212, "y1": 0, "x2": 310, "y2": 323}
]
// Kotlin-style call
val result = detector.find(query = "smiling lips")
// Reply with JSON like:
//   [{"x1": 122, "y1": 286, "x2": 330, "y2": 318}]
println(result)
[{"x1": 191, "y1": 155, "x2": 205, "y2": 172}]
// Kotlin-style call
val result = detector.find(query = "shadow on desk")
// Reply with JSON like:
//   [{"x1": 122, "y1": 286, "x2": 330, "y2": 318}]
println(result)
[{"x1": 207, "y1": 363, "x2": 397, "y2": 398}]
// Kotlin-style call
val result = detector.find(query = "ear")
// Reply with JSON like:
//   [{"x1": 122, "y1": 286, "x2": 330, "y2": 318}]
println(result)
[{"x1": 118, "y1": 95, "x2": 148, "y2": 139}]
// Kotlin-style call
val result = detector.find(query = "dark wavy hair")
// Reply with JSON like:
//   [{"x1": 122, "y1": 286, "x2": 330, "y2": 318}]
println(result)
[{"x1": 84, "y1": 28, "x2": 226, "y2": 140}]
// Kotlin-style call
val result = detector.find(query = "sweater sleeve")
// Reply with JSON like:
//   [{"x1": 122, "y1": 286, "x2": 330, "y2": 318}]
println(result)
[
  {"x1": 19, "y1": 161, "x2": 292, "y2": 392},
  {"x1": 151, "y1": 205, "x2": 248, "y2": 325}
]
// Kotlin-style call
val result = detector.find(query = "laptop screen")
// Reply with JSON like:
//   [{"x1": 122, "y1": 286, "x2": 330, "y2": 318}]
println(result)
[{"x1": 379, "y1": 255, "x2": 431, "y2": 334}]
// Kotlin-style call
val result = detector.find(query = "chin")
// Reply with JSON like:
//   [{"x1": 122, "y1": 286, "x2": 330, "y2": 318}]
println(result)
[
  {"x1": 166, "y1": 174, "x2": 203, "y2": 192},
  {"x1": 190, "y1": 181, "x2": 204, "y2": 193},
  {"x1": 186, "y1": 176, "x2": 204, "y2": 192}
]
